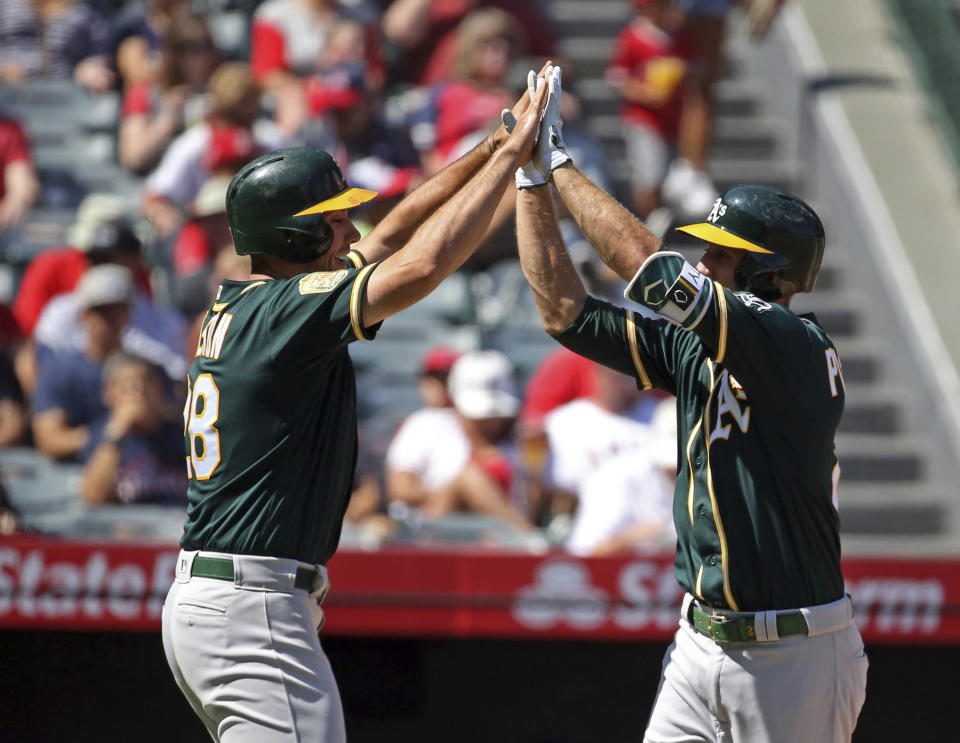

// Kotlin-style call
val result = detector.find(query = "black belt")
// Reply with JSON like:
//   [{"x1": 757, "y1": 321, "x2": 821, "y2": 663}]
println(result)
[
  {"x1": 687, "y1": 601, "x2": 809, "y2": 644},
  {"x1": 191, "y1": 555, "x2": 320, "y2": 593}
]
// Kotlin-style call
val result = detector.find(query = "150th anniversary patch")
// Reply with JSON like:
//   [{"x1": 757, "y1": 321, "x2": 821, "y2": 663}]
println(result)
[{"x1": 299, "y1": 269, "x2": 349, "y2": 295}]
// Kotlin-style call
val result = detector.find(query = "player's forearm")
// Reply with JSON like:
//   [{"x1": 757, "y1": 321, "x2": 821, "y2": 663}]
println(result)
[
  {"x1": 551, "y1": 164, "x2": 661, "y2": 281},
  {"x1": 363, "y1": 143, "x2": 520, "y2": 323},
  {"x1": 516, "y1": 186, "x2": 588, "y2": 335},
  {"x1": 361, "y1": 138, "x2": 492, "y2": 261}
]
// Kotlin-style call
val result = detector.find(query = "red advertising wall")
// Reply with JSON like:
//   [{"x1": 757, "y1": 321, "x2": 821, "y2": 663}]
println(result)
[{"x1": 0, "y1": 535, "x2": 953, "y2": 644}]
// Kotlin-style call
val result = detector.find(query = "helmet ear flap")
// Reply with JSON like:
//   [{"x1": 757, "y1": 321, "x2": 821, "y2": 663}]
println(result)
[
  {"x1": 276, "y1": 218, "x2": 334, "y2": 263},
  {"x1": 734, "y1": 254, "x2": 786, "y2": 300}
]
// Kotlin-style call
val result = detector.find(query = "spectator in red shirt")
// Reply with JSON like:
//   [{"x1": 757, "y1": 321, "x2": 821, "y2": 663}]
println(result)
[
  {"x1": 140, "y1": 61, "x2": 291, "y2": 239},
  {"x1": 117, "y1": 11, "x2": 220, "y2": 175},
  {"x1": 170, "y1": 174, "x2": 233, "y2": 316},
  {"x1": 518, "y1": 346, "x2": 598, "y2": 524},
  {"x1": 12, "y1": 194, "x2": 151, "y2": 339},
  {"x1": 607, "y1": 0, "x2": 687, "y2": 219},
  {"x1": 381, "y1": 0, "x2": 555, "y2": 87},
  {"x1": 12, "y1": 194, "x2": 153, "y2": 397},
  {"x1": 298, "y1": 18, "x2": 410, "y2": 167},
  {"x1": 249, "y1": 0, "x2": 384, "y2": 135},
  {"x1": 423, "y1": 8, "x2": 524, "y2": 172},
  {"x1": 0, "y1": 114, "x2": 39, "y2": 238}
]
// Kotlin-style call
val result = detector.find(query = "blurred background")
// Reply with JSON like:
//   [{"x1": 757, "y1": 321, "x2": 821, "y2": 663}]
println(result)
[{"x1": 2, "y1": 0, "x2": 960, "y2": 740}]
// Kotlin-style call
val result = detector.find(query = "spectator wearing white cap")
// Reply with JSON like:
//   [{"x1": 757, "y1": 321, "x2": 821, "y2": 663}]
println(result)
[
  {"x1": 170, "y1": 174, "x2": 235, "y2": 316},
  {"x1": 32, "y1": 264, "x2": 135, "y2": 461},
  {"x1": 12, "y1": 193, "x2": 148, "y2": 338},
  {"x1": 32, "y1": 219, "x2": 188, "y2": 384},
  {"x1": 385, "y1": 348, "x2": 530, "y2": 529}
]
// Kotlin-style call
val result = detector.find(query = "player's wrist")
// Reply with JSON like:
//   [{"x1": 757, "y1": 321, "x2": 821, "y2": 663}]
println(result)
[{"x1": 515, "y1": 163, "x2": 547, "y2": 189}]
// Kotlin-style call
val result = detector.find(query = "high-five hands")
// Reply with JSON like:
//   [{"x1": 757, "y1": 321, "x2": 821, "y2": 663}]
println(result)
[
  {"x1": 536, "y1": 65, "x2": 572, "y2": 176},
  {"x1": 502, "y1": 65, "x2": 573, "y2": 189}
]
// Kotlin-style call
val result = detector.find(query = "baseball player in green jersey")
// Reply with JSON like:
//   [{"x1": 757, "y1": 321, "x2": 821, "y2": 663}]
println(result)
[
  {"x1": 160, "y1": 74, "x2": 550, "y2": 742},
  {"x1": 513, "y1": 67, "x2": 866, "y2": 742}
]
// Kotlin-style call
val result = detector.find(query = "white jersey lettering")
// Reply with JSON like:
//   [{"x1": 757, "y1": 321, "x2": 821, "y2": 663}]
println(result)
[
  {"x1": 825, "y1": 348, "x2": 845, "y2": 397},
  {"x1": 709, "y1": 370, "x2": 751, "y2": 443}
]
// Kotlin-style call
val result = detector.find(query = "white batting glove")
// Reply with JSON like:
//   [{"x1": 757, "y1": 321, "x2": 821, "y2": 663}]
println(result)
[
  {"x1": 503, "y1": 69, "x2": 547, "y2": 189},
  {"x1": 534, "y1": 65, "x2": 571, "y2": 178}
]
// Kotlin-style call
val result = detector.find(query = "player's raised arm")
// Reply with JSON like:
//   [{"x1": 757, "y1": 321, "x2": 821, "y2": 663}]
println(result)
[
  {"x1": 513, "y1": 65, "x2": 661, "y2": 284},
  {"x1": 516, "y1": 185, "x2": 588, "y2": 335},
  {"x1": 357, "y1": 63, "x2": 552, "y2": 263},
  {"x1": 551, "y1": 164, "x2": 662, "y2": 282},
  {"x1": 360, "y1": 76, "x2": 548, "y2": 327}
]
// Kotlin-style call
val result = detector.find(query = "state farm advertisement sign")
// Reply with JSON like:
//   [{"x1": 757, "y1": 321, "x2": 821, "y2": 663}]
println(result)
[
  {"x1": 0, "y1": 535, "x2": 956, "y2": 644},
  {"x1": 0, "y1": 538, "x2": 176, "y2": 630}
]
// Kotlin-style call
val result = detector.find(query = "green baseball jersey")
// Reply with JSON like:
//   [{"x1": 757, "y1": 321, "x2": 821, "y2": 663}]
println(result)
[
  {"x1": 555, "y1": 285, "x2": 846, "y2": 611},
  {"x1": 179, "y1": 251, "x2": 380, "y2": 566}
]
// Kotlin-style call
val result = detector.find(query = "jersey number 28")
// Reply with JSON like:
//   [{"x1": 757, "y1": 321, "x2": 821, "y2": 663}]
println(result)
[{"x1": 183, "y1": 374, "x2": 221, "y2": 480}]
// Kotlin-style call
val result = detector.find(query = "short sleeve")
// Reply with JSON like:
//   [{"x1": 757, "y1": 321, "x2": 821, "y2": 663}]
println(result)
[
  {"x1": 0, "y1": 118, "x2": 32, "y2": 167},
  {"x1": 607, "y1": 27, "x2": 638, "y2": 81},
  {"x1": 385, "y1": 409, "x2": 469, "y2": 489},
  {"x1": 121, "y1": 79, "x2": 154, "y2": 118},
  {"x1": 250, "y1": 19, "x2": 287, "y2": 80},
  {"x1": 268, "y1": 263, "x2": 382, "y2": 359},
  {"x1": 32, "y1": 356, "x2": 68, "y2": 414},
  {"x1": 172, "y1": 222, "x2": 212, "y2": 276}
]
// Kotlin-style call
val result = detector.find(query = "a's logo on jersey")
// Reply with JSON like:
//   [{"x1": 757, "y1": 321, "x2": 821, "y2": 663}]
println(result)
[
  {"x1": 299, "y1": 269, "x2": 348, "y2": 295},
  {"x1": 707, "y1": 198, "x2": 727, "y2": 223},
  {"x1": 735, "y1": 292, "x2": 773, "y2": 312}
]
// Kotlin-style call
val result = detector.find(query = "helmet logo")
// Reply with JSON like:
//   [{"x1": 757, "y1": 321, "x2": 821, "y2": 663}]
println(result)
[{"x1": 707, "y1": 197, "x2": 727, "y2": 223}]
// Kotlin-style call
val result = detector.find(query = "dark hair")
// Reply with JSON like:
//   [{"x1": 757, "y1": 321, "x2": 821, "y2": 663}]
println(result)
[
  {"x1": 86, "y1": 219, "x2": 142, "y2": 262},
  {"x1": 159, "y1": 11, "x2": 218, "y2": 90},
  {"x1": 101, "y1": 351, "x2": 164, "y2": 388}
]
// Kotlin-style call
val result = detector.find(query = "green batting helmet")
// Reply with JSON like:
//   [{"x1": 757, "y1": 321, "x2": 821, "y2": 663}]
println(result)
[
  {"x1": 226, "y1": 147, "x2": 377, "y2": 263},
  {"x1": 675, "y1": 185, "x2": 825, "y2": 299}
]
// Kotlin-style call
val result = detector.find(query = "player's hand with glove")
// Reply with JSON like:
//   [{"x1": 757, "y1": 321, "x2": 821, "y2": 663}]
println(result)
[
  {"x1": 502, "y1": 68, "x2": 548, "y2": 188},
  {"x1": 534, "y1": 65, "x2": 572, "y2": 178},
  {"x1": 487, "y1": 61, "x2": 553, "y2": 153},
  {"x1": 496, "y1": 67, "x2": 550, "y2": 169},
  {"x1": 503, "y1": 65, "x2": 572, "y2": 188}
]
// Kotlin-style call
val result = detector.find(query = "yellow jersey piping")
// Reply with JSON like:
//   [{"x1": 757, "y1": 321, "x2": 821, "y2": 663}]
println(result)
[
  {"x1": 350, "y1": 264, "x2": 376, "y2": 340},
  {"x1": 626, "y1": 310, "x2": 653, "y2": 390},
  {"x1": 685, "y1": 417, "x2": 703, "y2": 524},
  {"x1": 703, "y1": 359, "x2": 739, "y2": 610},
  {"x1": 714, "y1": 281, "x2": 728, "y2": 364}
]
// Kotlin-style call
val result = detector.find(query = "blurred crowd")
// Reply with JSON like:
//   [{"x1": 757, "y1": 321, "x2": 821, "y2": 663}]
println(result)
[{"x1": 0, "y1": 0, "x2": 776, "y2": 554}]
